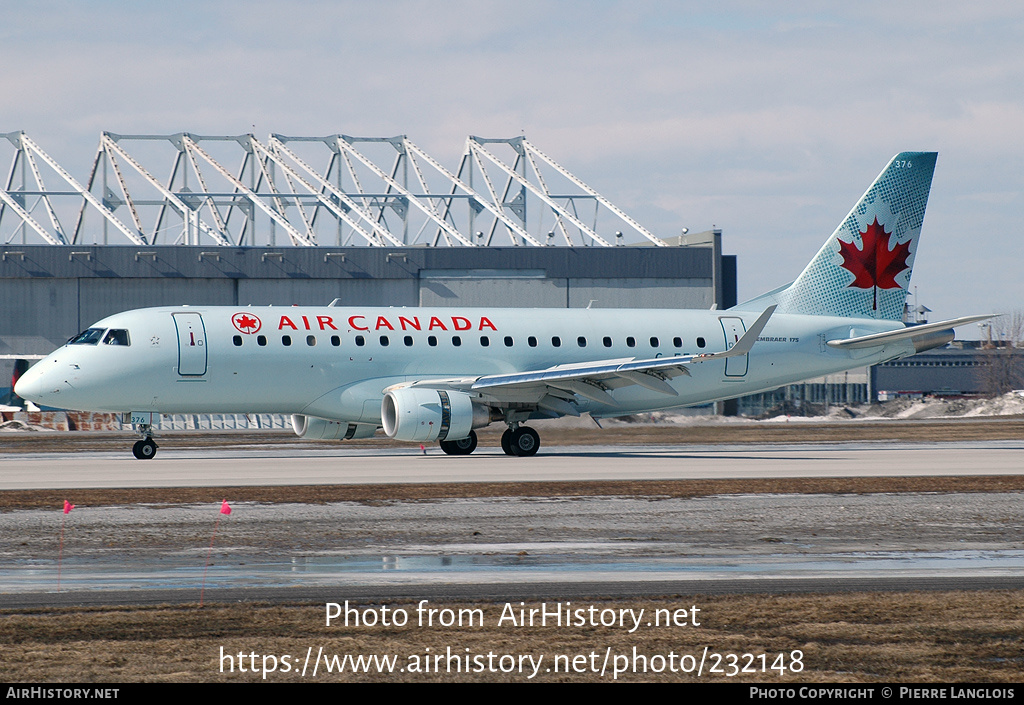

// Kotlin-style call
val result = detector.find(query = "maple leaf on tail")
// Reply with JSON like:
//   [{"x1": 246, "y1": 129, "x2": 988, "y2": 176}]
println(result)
[{"x1": 838, "y1": 217, "x2": 911, "y2": 310}]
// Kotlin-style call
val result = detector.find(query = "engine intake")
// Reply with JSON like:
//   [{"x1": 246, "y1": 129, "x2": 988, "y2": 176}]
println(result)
[{"x1": 381, "y1": 388, "x2": 490, "y2": 442}]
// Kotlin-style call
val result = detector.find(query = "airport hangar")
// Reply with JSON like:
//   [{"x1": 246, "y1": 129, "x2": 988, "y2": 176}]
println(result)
[{"x1": 0, "y1": 131, "x2": 736, "y2": 395}]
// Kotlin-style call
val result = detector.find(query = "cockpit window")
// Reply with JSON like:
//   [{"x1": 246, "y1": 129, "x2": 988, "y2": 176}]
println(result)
[
  {"x1": 103, "y1": 329, "x2": 130, "y2": 346},
  {"x1": 69, "y1": 328, "x2": 106, "y2": 345}
]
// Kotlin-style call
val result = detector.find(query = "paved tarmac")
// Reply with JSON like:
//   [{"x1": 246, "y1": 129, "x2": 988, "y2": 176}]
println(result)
[{"x1": 2, "y1": 439, "x2": 1023, "y2": 489}]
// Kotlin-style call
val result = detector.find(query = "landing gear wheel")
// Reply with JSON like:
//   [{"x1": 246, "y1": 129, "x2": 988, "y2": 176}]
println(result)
[
  {"x1": 439, "y1": 429, "x2": 478, "y2": 456},
  {"x1": 508, "y1": 426, "x2": 540, "y2": 457},
  {"x1": 500, "y1": 428, "x2": 514, "y2": 456},
  {"x1": 132, "y1": 438, "x2": 158, "y2": 460}
]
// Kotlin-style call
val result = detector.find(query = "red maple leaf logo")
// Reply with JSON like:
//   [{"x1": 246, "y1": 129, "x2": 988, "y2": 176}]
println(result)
[
  {"x1": 838, "y1": 217, "x2": 911, "y2": 310},
  {"x1": 232, "y1": 313, "x2": 261, "y2": 335}
]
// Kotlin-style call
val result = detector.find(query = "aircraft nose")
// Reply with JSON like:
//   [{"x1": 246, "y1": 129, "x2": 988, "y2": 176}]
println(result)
[{"x1": 13, "y1": 366, "x2": 41, "y2": 401}]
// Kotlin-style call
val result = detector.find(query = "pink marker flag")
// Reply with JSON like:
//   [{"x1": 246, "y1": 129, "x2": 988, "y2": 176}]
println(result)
[
  {"x1": 201, "y1": 499, "x2": 232, "y2": 607},
  {"x1": 58, "y1": 499, "x2": 75, "y2": 591}
]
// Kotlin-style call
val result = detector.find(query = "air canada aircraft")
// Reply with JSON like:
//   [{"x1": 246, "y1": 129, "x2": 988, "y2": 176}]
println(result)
[{"x1": 16, "y1": 152, "x2": 991, "y2": 459}]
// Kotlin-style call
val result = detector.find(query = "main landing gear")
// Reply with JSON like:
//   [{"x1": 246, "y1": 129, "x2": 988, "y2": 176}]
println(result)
[
  {"x1": 439, "y1": 429, "x2": 478, "y2": 456},
  {"x1": 501, "y1": 425, "x2": 540, "y2": 457},
  {"x1": 131, "y1": 423, "x2": 158, "y2": 460},
  {"x1": 436, "y1": 425, "x2": 541, "y2": 457}
]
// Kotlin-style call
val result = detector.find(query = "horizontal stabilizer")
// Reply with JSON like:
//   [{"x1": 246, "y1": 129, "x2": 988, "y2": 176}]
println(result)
[{"x1": 826, "y1": 314, "x2": 994, "y2": 349}]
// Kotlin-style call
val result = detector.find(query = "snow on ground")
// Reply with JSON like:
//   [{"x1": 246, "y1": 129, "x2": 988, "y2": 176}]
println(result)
[
  {"x1": 599, "y1": 392, "x2": 1024, "y2": 427},
  {"x1": 0, "y1": 419, "x2": 53, "y2": 432}
]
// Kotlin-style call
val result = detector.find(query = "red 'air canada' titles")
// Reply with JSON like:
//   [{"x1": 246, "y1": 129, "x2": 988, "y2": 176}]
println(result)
[{"x1": 276, "y1": 314, "x2": 497, "y2": 332}]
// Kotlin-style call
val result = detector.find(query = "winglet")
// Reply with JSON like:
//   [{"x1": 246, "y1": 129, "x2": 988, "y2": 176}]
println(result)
[{"x1": 707, "y1": 305, "x2": 776, "y2": 360}]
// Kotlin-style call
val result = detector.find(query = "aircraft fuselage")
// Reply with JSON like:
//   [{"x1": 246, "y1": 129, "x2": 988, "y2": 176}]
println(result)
[{"x1": 18, "y1": 304, "x2": 909, "y2": 422}]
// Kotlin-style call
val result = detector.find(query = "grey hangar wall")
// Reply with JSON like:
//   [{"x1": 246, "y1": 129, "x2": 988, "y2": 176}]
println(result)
[{"x1": 0, "y1": 245, "x2": 736, "y2": 357}]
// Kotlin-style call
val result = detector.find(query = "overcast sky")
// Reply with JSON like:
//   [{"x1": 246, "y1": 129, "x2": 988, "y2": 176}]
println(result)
[{"x1": 3, "y1": 1, "x2": 1021, "y2": 331}]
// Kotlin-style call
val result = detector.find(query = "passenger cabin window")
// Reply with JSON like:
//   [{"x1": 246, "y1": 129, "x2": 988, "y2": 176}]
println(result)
[
  {"x1": 504, "y1": 336, "x2": 514, "y2": 347},
  {"x1": 257, "y1": 335, "x2": 267, "y2": 346},
  {"x1": 70, "y1": 328, "x2": 105, "y2": 345},
  {"x1": 380, "y1": 335, "x2": 390, "y2": 346},
  {"x1": 233, "y1": 335, "x2": 243, "y2": 347},
  {"x1": 673, "y1": 337, "x2": 683, "y2": 348},
  {"x1": 306, "y1": 335, "x2": 316, "y2": 346},
  {"x1": 603, "y1": 336, "x2": 612, "y2": 347},
  {"x1": 697, "y1": 337, "x2": 706, "y2": 348},
  {"x1": 331, "y1": 335, "x2": 341, "y2": 346},
  {"x1": 528, "y1": 336, "x2": 537, "y2": 347},
  {"x1": 480, "y1": 336, "x2": 490, "y2": 347},
  {"x1": 626, "y1": 336, "x2": 636, "y2": 348},
  {"x1": 428, "y1": 335, "x2": 438, "y2": 347},
  {"x1": 577, "y1": 336, "x2": 587, "y2": 347},
  {"x1": 282, "y1": 335, "x2": 292, "y2": 346},
  {"x1": 103, "y1": 329, "x2": 130, "y2": 346},
  {"x1": 650, "y1": 337, "x2": 659, "y2": 347},
  {"x1": 404, "y1": 335, "x2": 414, "y2": 347},
  {"x1": 452, "y1": 336, "x2": 462, "y2": 347},
  {"x1": 552, "y1": 336, "x2": 561, "y2": 347},
  {"x1": 355, "y1": 335, "x2": 365, "y2": 346}
]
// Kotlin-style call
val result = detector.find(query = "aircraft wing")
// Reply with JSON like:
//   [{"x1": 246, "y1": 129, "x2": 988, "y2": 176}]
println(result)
[
  {"x1": 395, "y1": 306, "x2": 776, "y2": 408},
  {"x1": 825, "y1": 314, "x2": 994, "y2": 349}
]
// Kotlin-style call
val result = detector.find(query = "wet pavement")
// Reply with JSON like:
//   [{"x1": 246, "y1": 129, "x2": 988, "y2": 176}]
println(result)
[{"x1": 4, "y1": 491, "x2": 1023, "y2": 594}]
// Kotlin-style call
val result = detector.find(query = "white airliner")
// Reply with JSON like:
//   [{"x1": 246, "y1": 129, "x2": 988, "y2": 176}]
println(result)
[{"x1": 15, "y1": 152, "x2": 990, "y2": 459}]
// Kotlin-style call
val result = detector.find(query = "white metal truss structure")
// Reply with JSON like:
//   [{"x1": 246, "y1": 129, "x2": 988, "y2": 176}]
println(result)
[
  {"x1": 459, "y1": 136, "x2": 664, "y2": 247},
  {"x1": 0, "y1": 131, "x2": 666, "y2": 248}
]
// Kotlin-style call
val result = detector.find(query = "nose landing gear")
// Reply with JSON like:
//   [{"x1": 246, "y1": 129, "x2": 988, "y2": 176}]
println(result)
[
  {"x1": 132, "y1": 438, "x2": 158, "y2": 459},
  {"x1": 131, "y1": 423, "x2": 158, "y2": 460}
]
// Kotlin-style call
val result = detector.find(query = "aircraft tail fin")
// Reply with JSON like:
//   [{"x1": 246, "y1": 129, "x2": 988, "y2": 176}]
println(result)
[{"x1": 736, "y1": 152, "x2": 937, "y2": 320}]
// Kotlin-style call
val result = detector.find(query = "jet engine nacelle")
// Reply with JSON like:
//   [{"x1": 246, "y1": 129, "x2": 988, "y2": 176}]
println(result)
[
  {"x1": 381, "y1": 388, "x2": 491, "y2": 442},
  {"x1": 291, "y1": 414, "x2": 377, "y2": 440}
]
